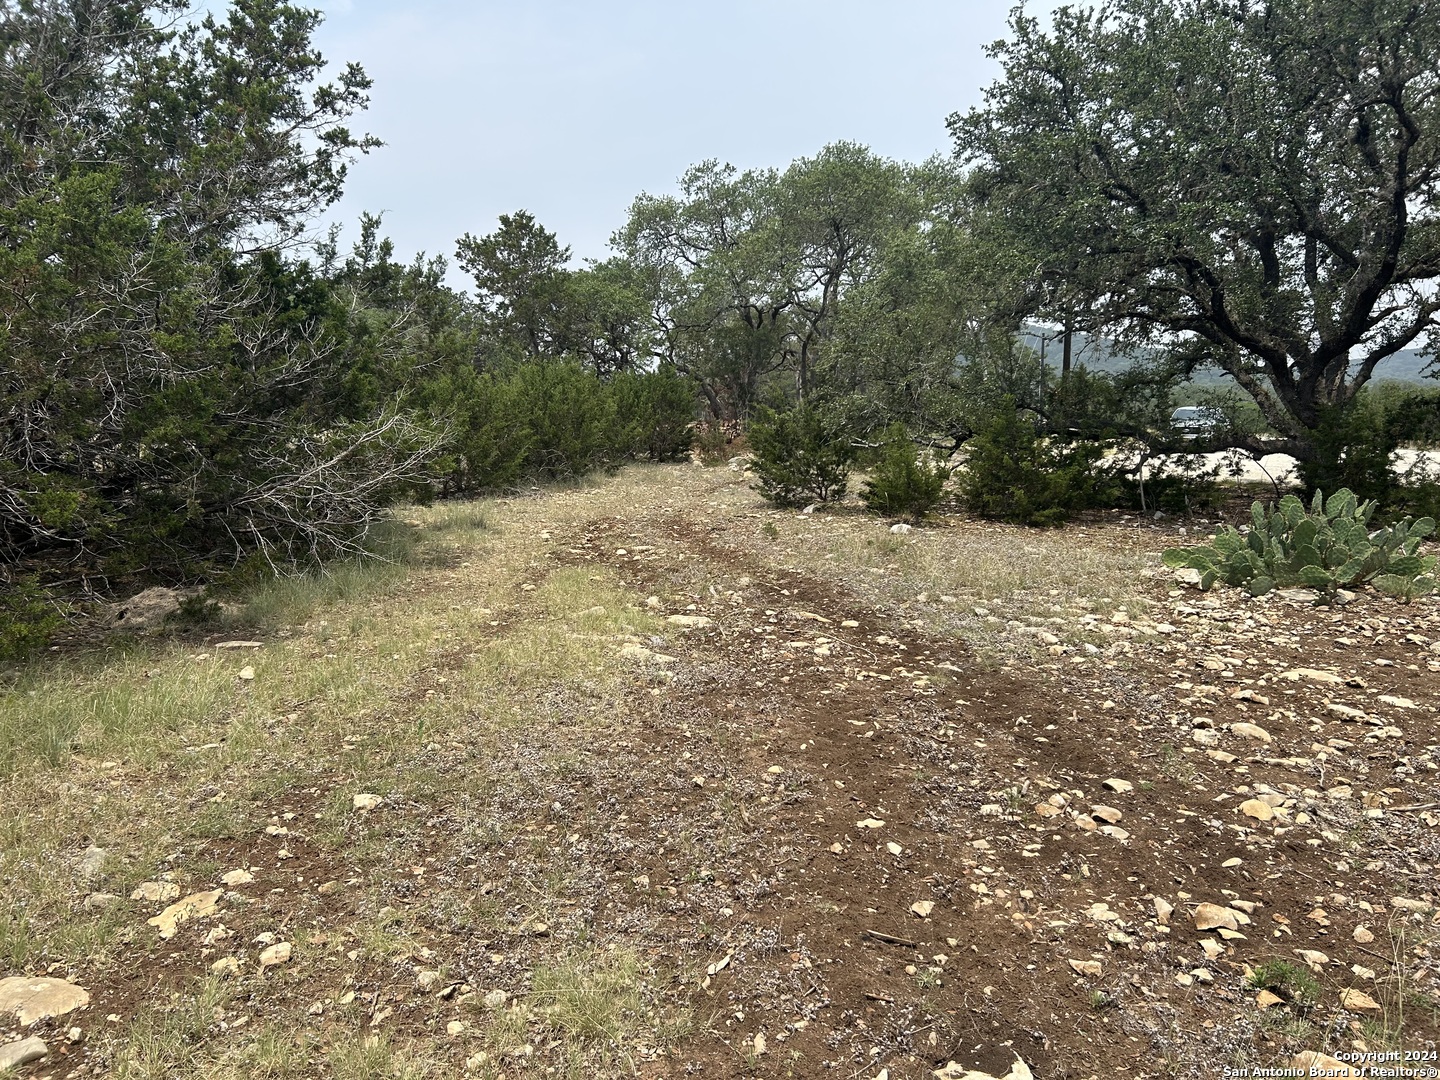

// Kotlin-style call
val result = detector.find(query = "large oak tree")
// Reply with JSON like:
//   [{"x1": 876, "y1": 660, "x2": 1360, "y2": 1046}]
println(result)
[{"x1": 951, "y1": 0, "x2": 1440, "y2": 470}]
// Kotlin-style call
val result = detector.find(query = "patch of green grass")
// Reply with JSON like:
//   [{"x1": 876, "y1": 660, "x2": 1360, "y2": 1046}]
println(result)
[
  {"x1": 325, "y1": 1033, "x2": 436, "y2": 1080},
  {"x1": 1247, "y1": 960, "x2": 1320, "y2": 1012},
  {"x1": 112, "y1": 975, "x2": 236, "y2": 1080},
  {"x1": 234, "y1": 520, "x2": 423, "y2": 632},
  {"x1": 516, "y1": 944, "x2": 690, "y2": 1076}
]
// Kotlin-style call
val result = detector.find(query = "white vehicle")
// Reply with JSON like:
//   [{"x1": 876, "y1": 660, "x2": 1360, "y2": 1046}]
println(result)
[{"x1": 1169, "y1": 405, "x2": 1226, "y2": 437}]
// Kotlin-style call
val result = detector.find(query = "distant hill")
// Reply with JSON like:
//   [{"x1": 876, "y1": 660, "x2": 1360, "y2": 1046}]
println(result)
[{"x1": 1018, "y1": 326, "x2": 1435, "y2": 387}]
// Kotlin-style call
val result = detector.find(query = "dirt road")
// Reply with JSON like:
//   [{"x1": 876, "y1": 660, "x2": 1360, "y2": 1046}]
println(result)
[{"x1": 2, "y1": 464, "x2": 1436, "y2": 1080}]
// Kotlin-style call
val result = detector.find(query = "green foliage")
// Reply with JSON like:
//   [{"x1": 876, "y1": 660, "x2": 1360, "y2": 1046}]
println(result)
[
  {"x1": 748, "y1": 405, "x2": 854, "y2": 508},
  {"x1": 1104, "y1": 450, "x2": 1226, "y2": 516},
  {"x1": 1371, "y1": 383, "x2": 1440, "y2": 448},
  {"x1": 609, "y1": 367, "x2": 697, "y2": 462},
  {"x1": 428, "y1": 362, "x2": 695, "y2": 493},
  {"x1": 0, "y1": 576, "x2": 62, "y2": 665},
  {"x1": 958, "y1": 405, "x2": 1105, "y2": 526},
  {"x1": 1163, "y1": 489, "x2": 1437, "y2": 601},
  {"x1": 0, "y1": 1, "x2": 444, "y2": 579},
  {"x1": 616, "y1": 146, "x2": 970, "y2": 423},
  {"x1": 1247, "y1": 961, "x2": 1320, "y2": 1012},
  {"x1": 1300, "y1": 403, "x2": 1402, "y2": 508},
  {"x1": 504, "y1": 361, "x2": 622, "y2": 480},
  {"x1": 1297, "y1": 386, "x2": 1440, "y2": 515},
  {"x1": 954, "y1": 0, "x2": 1440, "y2": 466},
  {"x1": 861, "y1": 427, "x2": 950, "y2": 521},
  {"x1": 694, "y1": 424, "x2": 734, "y2": 465},
  {"x1": 455, "y1": 210, "x2": 571, "y2": 357}
]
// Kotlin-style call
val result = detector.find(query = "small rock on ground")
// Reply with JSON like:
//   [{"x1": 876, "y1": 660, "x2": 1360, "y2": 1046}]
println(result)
[{"x1": 0, "y1": 1036, "x2": 48, "y2": 1070}]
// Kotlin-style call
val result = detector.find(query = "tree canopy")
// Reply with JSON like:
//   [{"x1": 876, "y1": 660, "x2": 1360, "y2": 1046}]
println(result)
[
  {"x1": 951, "y1": 0, "x2": 1440, "y2": 463},
  {"x1": 614, "y1": 144, "x2": 984, "y2": 429}
]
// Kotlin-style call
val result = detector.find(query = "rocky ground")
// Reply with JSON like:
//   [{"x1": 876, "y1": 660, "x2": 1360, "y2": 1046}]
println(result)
[{"x1": 0, "y1": 463, "x2": 1436, "y2": 1079}]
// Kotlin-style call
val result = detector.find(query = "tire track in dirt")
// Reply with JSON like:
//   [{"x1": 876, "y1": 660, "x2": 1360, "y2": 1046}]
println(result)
[{"x1": 562, "y1": 511, "x2": 1439, "y2": 1079}]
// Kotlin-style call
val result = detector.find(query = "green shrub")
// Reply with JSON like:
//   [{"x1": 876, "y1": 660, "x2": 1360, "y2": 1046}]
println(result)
[
  {"x1": 1163, "y1": 488, "x2": 1436, "y2": 601},
  {"x1": 694, "y1": 423, "x2": 732, "y2": 465},
  {"x1": 432, "y1": 361, "x2": 696, "y2": 493},
  {"x1": 748, "y1": 404, "x2": 854, "y2": 508},
  {"x1": 0, "y1": 576, "x2": 62, "y2": 664},
  {"x1": 959, "y1": 405, "x2": 1105, "y2": 526},
  {"x1": 1300, "y1": 402, "x2": 1398, "y2": 507},
  {"x1": 1291, "y1": 390, "x2": 1440, "y2": 516},
  {"x1": 610, "y1": 367, "x2": 697, "y2": 462},
  {"x1": 1247, "y1": 960, "x2": 1320, "y2": 1011},
  {"x1": 1105, "y1": 450, "x2": 1225, "y2": 515},
  {"x1": 861, "y1": 426, "x2": 950, "y2": 521},
  {"x1": 503, "y1": 361, "x2": 620, "y2": 479},
  {"x1": 433, "y1": 366, "x2": 528, "y2": 494}
]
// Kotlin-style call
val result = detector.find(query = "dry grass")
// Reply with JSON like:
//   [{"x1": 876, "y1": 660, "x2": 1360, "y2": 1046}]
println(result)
[
  {"x1": 0, "y1": 471, "x2": 695, "y2": 1076},
  {"x1": 702, "y1": 467, "x2": 1164, "y2": 658}
]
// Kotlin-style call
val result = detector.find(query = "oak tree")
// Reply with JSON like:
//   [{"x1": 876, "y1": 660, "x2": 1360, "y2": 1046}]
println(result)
[{"x1": 952, "y1": 0, "x2": 1440, "y2": 477}]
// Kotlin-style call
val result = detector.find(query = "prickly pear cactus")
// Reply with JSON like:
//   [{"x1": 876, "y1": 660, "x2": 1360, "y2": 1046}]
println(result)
[{"x1": 1162, "y1": 489, "x2": 1436, "y2": 602}]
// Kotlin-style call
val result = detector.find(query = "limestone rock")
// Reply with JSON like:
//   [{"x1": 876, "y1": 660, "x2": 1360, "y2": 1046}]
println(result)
[
  {"x1": 1193, "y1": 903, "x2": 1240, "y2": 931},
  {"x1": 1377, "y1": 694, "x2": 1417, "y2": 710},
  {"x1": 933, "y1": 1056, "x2": 1032, "y2": 1080},
  {"x1": 259, "y1": 942, "x2": 292, "y2": 967},
  {"x1": 77, "y1": 846, "x2": 107, "y2": 882},
  {"x1": 352, "y1": 793, "x2": 382, "y2": 812},
  {"x1": 1392, "y1": 897, "x2": 1434, "y2": 913},
  {"x1": 1294, "y1": 949, "x2": 1329, "y2": 971},
  {"x1": 665, "y1": 614, "x2": 713, "y2": 629},
  {"x1": 131, "y1": 881, "x2": 180, "y2": 903},
  {"x1": 0, "y1": 977, "x2": 90, "y2": 1024},
  {"x1": 147, "y1": 889, "x2": 222, "y2": 939},
  {"x1": 1339, "y1": 988, "x2": 1381, "y2": 1012},
  {"x1": 1326, "y1": 703, "x2": 1367, "y2": 721},
  {"x1": 1239, "y1": 799, "x2": 1275, "y2": 822},
  {"x1": 0, "y1": 1036, "x2": 48, "y2": 1071},
  {"x1": 1279, "y1": 667, "x2": 1343, "y2": 684}
]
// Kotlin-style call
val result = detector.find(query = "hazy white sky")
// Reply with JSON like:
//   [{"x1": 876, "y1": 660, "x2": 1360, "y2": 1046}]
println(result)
[{"x1": 308, "y1": 1, "x2": 1053, "y2": 277}]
